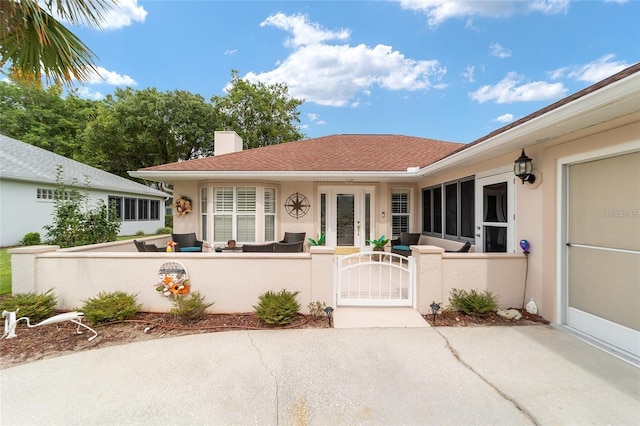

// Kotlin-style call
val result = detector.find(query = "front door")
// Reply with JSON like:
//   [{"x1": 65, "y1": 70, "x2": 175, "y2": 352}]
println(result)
[
  {"x1": 321, "y1": 187, "x2": 373, "y2": 250},
  {"x1": 475, "y1": 171, "x2": 515, "y2": 252}
]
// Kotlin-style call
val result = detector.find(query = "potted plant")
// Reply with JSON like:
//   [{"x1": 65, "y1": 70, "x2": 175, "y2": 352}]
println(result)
[
  {"x1": 366, "y1": 235, "x2": 389, "y2": 251},
  {"x1": 308, "y1": 233, "x2": 326, "y2": 246}
]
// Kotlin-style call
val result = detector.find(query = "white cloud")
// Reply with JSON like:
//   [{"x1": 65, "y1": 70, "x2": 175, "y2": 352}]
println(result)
[
  {"x1": 548, "y1": 66, "x2": 568, "y2": 80},
  {"x1": 86, "y1": 66, "x2": 137, "y2": 86},
  {"x1": 490, "y1": 43, "x2": 511, "y2": 58},
  {"x1": 396, "y1": 0, "x2": 569, "y2": 27},
  {"x1": 462, "y1": 65, "x2": 475, "y2": 83},
  {"x1": 307, "y1": 113, "x2": 326, "y2": 125},
  {"x1": 528, "y1": 0, "x2": 570, "y2": 14},
  {"x1": 492, "y1": 113, "x2": 514, "y2": 123},
  {"x1": 52, "y1": 0, "x2": 147, "y2": 29},
  {"x1": 247, "y1": 13, "x2": 445, "y2": 106},
  {"x1": 75, "y1": 86, "x2": 105, "y2": 100},
  {"x1": 566, "y1": 54, "x2": 629, "y2": 83},
  {"x1": 224, "y1": 50, "x2": 238, "y2": 56},
  {"x1": 470, "y1": 71, "x2": 566, "y2": 104},
  {"x1": 99, "y1": 0, "x2": 147, "y2": 29}
]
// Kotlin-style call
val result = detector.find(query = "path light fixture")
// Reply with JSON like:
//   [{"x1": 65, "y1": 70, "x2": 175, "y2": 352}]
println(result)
[
  {"x1": 324, "y1": 306, "x2": 334, "y2": 327},
  {"x1": 429, "y1": 302, "x2": 441, "y2": 324},
  {"x1": 514, "y1": 149, "x2": 536, "y2": 184}
]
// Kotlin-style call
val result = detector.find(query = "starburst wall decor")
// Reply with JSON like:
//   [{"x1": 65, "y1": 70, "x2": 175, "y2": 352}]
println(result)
[{"x1": 284, "y1": 192, "x2": 310, "y2": 219}]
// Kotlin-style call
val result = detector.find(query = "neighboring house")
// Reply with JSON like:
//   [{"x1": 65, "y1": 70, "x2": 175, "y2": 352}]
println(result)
[
  {"x1": 0, "y1": 135, "x2": 168, "y2": 247},
  {"x1": 131, "y1": 64, "x2": 639, "y2": 360}
]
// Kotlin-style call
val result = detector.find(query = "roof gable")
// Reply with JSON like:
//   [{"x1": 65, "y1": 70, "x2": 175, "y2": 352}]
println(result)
[{"x1": 0, "y1": 134, "x2": 166, "y2": 198}]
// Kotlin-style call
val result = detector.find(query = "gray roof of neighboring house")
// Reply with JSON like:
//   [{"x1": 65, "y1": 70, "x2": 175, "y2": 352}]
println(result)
[{"x1": 0, "y1": 134, "x2": 167, "y2": 198}]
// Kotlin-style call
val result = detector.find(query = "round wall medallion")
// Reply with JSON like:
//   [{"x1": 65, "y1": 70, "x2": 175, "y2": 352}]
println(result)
[{"x1": 285, "y1": 192, "x2": 310, "y2": 219}]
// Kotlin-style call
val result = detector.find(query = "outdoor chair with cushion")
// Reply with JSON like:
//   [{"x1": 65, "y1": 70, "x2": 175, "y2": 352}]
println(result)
[
  {"x1": 171, "y1": 233, "x2": 203, "y2": 252},
  {"x1": 133, "y1": 240, "x2": 146, "y2": 252},
  {"x1": 279, "y1": 232, "x2": 306, "y2": 244},
  {"x1": 390, "y1": 232, "x2": 421, "y2": 257},
  {"x1": 274, "y1": 240, "x2": 304, "y2": 253},
  {"x1": 242, "y1": 242, "x2": 275, "y2": 252},
  {"x1": 143, "y1": 242, "x2": 162, "y2": 252}
]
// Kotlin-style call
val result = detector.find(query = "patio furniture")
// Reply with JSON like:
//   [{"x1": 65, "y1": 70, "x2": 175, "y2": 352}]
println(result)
[
  {"x1": 144, "y1": 242, "x2": 162, "y2": 252},
  {"x1": 171, "y1": 233, "x2": 203, "y2": 252},
  {"x1": 274, "y1": 240, "x2": 304, "y2": 252},
  {"x1": 390, "y1": 232, "x2": 421, "y2": 257},
  {"x1": 280, "y1": 232, "x2": 306, "y2": 244},
  {"x1": 242, "y1": 242, "x2": 275, "y2": 252},
  {"x1": 445, "y1": 241, "x2": 472, "y2": 253},
  {"x1": 133, "y1": 240, "x2": 146, "y2": 252}
]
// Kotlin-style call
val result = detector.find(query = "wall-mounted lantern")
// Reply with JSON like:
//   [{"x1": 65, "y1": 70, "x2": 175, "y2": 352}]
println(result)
[{"x1": 514, "y1": 149, "x2": 536, "y2": 184}]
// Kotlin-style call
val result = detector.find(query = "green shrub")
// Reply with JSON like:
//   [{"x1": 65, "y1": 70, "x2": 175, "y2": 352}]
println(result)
[
  {"x1": 157, "y1": 227, "x2": 172, "y2": 235},
  {"x1": 0, "y1": 289, "x2": 57, "y2": 322},
  {"x1": 21, "y1": 232, "x2": 41, "y2": 246},
  {"x1": 170, "y1": 291, "x2": 214, "y2": 322},
  {"x1": 135, "y1": 230, "x2": 146, "y2": 236},
  {"x1": 165, "y1": 215, "x2": 173, "y2": 229},
  {"x1": 81, "y1": 291, "x2": 141, "y2": 324},
  {"x1": 307, "y1": 300, "x2": 327, "y2": 319},
  {"x1": 254, "y1": 289, "x2": 301, "y2": 325},
  {"x1": 449, "y1": 288, "x2": 498, "y2": 316}
]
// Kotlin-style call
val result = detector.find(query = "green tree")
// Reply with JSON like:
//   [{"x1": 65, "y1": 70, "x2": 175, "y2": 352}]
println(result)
[
  {"x1": 0, "y1": 0, "x2": 114, "y2": 87},
  {"x1": 0, "y1": 81, "x2": 96, "y2": 159},
  {"x1": 83, "y1": 87, "x2": 219, "y2": 177},
  {"x1": 212, "y1": 70, "x2": 305, "y2": 150},
  {"x1": 44, "y1": 166, "x2": 120, "y2": 248}
]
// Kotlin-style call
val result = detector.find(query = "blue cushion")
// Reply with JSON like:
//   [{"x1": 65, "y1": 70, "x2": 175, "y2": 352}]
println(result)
[
  {"x1": 393, "y1": 245, "x2": 410, "y2": 252},
  {"x1": 180, "y1": 246, "x2": 202, "y2": 252}
]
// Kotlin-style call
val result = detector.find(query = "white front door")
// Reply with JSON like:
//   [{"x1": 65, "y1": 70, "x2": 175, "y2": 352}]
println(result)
[
  {"x1": 475, "y1": 171, "x2": 515, "y2": 252},
  {"x1": 321, "y1": 187, "x2": 374, "y2": 250}
]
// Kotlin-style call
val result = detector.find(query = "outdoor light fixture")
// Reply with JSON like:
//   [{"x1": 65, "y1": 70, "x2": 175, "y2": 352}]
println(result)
[
  {"x1": 429, "y1": 302, "x2": 441, "y2": 324},
  {"x1": 324, "y1": 306, "x2": 334, "y2": 327},
  {"x1": 514, "y1": 149, "x2": 536, "y2": 184}
]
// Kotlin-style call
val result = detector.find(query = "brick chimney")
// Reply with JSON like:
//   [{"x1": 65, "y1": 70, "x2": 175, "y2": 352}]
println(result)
[{"x1": 214, "y1": 130, "x2": 243, "y2": 155}]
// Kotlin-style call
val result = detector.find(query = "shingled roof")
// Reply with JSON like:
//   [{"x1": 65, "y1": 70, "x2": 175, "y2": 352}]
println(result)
[
  {"x1": 140, "y1": 134, "x2": 463, "y2": 172},
  {"x1": 0, "y1": 134, "x2": 167, "y2": 198}
]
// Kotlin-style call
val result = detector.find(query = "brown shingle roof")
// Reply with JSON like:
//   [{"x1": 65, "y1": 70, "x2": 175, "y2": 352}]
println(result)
[{"x1": 141, "y1": 134, "x2": 463, "y2": 172}]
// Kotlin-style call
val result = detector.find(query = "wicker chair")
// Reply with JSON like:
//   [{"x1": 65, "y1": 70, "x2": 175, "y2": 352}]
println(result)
[
  {"x1": 390, "y1": 232, "x2": 421, "y2": 257},
  {"x1": 171, "y1": 233, "x2": 203, "y2": 252}
]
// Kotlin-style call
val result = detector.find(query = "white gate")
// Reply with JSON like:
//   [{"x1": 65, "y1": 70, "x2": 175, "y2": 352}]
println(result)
[{"x1": 334, "y1": 251, "x2": 416, "y2": 307}]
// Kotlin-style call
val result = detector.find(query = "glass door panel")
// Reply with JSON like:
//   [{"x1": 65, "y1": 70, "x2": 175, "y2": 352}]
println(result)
[{"x1": 336, "y1": 194, "x2": 355, "y2": 246}]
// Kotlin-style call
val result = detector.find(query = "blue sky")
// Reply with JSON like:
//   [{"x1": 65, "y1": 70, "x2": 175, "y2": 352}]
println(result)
[{"x1": 67, "y1": 0, "x2": 638, "y2": 143}]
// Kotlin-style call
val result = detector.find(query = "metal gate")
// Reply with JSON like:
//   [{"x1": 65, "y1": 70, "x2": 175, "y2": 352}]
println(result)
[{"x1": 334, "y1": 251, "x2": 416, "y2": 307}]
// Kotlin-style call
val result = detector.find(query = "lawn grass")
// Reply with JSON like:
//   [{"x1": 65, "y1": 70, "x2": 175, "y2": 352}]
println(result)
[{"x1": 0, "y1": 249, "x2": 11, "y2": 295}]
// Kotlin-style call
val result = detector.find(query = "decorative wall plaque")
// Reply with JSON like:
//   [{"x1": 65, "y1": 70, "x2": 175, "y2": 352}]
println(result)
[{"x1": 285, "y1": 192, "x2": 310, "y2": 219}]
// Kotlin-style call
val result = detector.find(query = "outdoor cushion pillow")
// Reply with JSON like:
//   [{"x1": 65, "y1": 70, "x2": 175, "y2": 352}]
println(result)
[
  {"x1": 180, "y1": 246, "x2": 202, "y2": 252},
  {"x1": 393, "y1": 245, "x2": 410, "y2": 252}
]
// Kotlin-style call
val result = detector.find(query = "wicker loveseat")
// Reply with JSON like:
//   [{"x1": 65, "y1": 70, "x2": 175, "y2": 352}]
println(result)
[
  {"x1": 171, "y1": 233, "x2": 203, "y2": 252},
  {"x1": 390, "y1": 232, "x2": 421, "y2": 257}
]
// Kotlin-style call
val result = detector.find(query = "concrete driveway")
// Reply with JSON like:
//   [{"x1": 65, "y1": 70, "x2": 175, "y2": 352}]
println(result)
[{"x1": 1, "y1": 326, "x2": 638, "y2": 425}]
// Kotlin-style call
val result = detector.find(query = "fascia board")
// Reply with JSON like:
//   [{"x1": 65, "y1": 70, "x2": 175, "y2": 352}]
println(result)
[{"x1": 128, "y1": 170, "x2": 419, "y2": 182}]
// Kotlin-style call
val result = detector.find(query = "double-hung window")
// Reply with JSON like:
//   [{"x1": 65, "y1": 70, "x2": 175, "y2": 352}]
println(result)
[
  {"x1": 213, "y1": 187, "x2": 257, "y2": 242},
  {"x1": 391, "y1": 189, "x2": 410, "y2": 238},
  {"x1": 264, "y1": 188, "x2": 276, "y2": 241}
]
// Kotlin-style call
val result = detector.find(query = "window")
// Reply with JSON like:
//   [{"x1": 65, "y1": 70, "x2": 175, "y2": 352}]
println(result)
[
  {"x1": 138, "y1": 199, "x2": 149, "y2": 220},
  {"x1": 124, "y1": 198, "x2": 137, "y2": 221},
  {"x1": 201, "y1": 188, "x2": 208, "y2": 242},
  {"x1": 212, "y1": 187, "x2": 259, "y2": 242},
  {"x1": 422, "y1": 177, "x2": 474, "y2": 241},
  {"x1": 150, "y1": 200, "x2": 160, "y2": 220},
  {"x1": 37, "y1": 188, "x2": 72, "y2": 200},
  {"x1": 391, "y1": 190, "x2": 410, "y2": 238},
  {"x1": 264, "y1": 188, "x2": 276, "y2": 241},
  {"x1": 109, "y1": 196, "x2": 122, "y2": 220}
]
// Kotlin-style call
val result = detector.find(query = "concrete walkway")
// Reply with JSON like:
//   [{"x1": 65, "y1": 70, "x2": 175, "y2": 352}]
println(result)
[{"x1": 1, "y1": 326, "x2": 638, "y2": 425}]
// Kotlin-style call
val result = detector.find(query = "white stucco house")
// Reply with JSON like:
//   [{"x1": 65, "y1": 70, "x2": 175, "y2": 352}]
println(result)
[
  {"x1": 129, "y1": 64, "x2": 640, "y2": 360},
  {"x1": 0, "y1": 134, "x2": 168, "y2": 247}
]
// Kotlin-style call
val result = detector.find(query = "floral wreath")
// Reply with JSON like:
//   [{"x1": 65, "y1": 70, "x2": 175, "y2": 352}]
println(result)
[
  {"x1": 173, "y1": 196, "x2": 192, "y2": 216},
  {"x1": 155, "y1": 261, "x2": 191, "y2": 298}
]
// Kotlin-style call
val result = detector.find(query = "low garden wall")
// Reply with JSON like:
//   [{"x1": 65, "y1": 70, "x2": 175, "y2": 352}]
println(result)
[{"x1": 10, "y1": 243, "x2": 527, "y2": 315}]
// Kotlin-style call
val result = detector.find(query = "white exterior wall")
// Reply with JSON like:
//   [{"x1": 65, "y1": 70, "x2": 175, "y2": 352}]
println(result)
[{"x1": 0, "y1": 179, "x2": 166, "y2": 247}]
